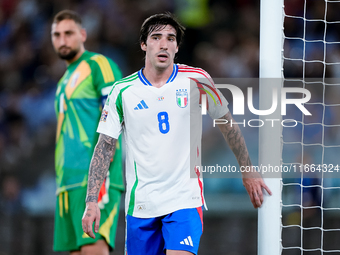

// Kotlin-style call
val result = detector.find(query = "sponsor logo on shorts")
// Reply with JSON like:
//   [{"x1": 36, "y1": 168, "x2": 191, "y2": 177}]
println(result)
[{"x1": 180, "y1": 236, "x2": 194, "y2": 247}]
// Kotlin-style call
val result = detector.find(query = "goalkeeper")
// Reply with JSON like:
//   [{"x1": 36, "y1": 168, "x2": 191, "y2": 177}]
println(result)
[{"x1": 51, "y1": 10, "x2": 124, "y2": 254}]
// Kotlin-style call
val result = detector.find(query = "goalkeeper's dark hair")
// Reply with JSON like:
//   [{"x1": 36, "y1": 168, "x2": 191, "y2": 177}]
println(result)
[
  {"x1": 140, "y1": 12, "x2": 185, "y2": 47},
  {"x1": 53, "y1": 9, "x2": 82, "y2": 26}
]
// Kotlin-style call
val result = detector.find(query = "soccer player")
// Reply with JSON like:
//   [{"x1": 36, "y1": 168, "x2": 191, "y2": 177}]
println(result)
[
  {"x1": 51, "y1": 10, "x2": 124, "y2": 255},
  {"x1": 82, "y1": 12, "x2": 271, "y2": 255}
]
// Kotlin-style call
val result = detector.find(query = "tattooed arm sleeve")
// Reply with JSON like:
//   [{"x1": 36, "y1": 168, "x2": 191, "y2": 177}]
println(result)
[
  {"x1": 85, "y1": 134, "x2": 117, "y2": 203},
  {"x1": 217, "y1": 112, "x2": 252, "y2": 169},
  {"x1": 217, "y1": 112, "x2": 272, "y2": 208}
]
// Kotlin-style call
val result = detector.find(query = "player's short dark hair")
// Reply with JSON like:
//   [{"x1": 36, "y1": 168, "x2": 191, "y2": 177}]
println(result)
[
  {"x1": 139, "y1": 12, "x2": 185, "y2": 47},
  {"x1": 53, "y1": 9, "x2": 82, "y2": 25}
]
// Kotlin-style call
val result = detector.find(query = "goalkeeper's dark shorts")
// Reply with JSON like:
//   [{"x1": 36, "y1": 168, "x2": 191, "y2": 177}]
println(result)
[{"x1": 53, "y1": 186, "x2": 122, "y2": 252}]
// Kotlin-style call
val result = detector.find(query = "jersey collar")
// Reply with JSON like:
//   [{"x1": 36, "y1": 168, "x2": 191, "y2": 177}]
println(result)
[
  {"x1": 67, "y1": 50, "x2": 92, "y2": 70},
  {"x1": 138, "y1": 64, "x2": 178, "y2": 86}
]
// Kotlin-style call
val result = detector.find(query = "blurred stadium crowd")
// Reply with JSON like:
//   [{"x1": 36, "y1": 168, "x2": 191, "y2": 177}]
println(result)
[
  {"x1": 0, "y1": 0, "x2": 263, "y2": 211},
  {"x1": 1, "y1": 0, "x2": 340, "y2": 254},
  {"x1": 0, "y1": 0, "x2": 340, "y2": 212},
  {"x1": 0, "y1": 1, "x2": 265, "y2": 254}
]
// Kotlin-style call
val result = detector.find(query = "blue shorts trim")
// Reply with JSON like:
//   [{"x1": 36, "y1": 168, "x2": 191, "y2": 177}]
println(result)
[{"x1": 126, "y1": 207, "x2": 203, "y2": 255}]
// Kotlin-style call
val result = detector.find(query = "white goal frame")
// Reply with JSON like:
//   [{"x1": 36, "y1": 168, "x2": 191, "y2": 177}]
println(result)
[{"x1": 258, "y1": 0, "x2": 284, "y2": 255}]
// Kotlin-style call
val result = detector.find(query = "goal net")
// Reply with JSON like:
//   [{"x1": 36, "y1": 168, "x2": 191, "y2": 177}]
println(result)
[
  {"x1": 259, "y1": 0, "x2": 340, "y2": 255},
  {"x1": 281, "y1": 0, "x2": 340, "y2": 254}
]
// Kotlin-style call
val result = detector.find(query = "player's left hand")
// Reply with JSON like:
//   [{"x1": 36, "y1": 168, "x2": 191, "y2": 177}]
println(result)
[
  {"x1": 242, "y1": 171, "x2": 272, "y2": 208},
  {"x1": 82, "y1": 202, "x2": 101, "y2": 239}
]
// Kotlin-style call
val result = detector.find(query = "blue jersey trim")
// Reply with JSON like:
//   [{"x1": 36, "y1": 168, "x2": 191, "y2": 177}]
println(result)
[
  {"x1": 167, "y1": 64, "x2": 178, "y2": 83},
  {"x1": 138, "y1": 64, "x2": 178, "y2": 86},
  {"x1": 138, "y1": 69, "x2": 152, "y2": 86}
]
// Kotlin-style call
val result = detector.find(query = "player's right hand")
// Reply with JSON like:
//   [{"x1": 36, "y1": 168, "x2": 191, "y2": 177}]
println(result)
[{"x1": 82, "y1": 202, "x2": 101, "y2": 239}]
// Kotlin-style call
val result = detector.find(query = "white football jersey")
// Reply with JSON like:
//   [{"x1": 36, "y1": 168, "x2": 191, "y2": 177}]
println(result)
[{"x1": 97, "y1": 64, "x2": 229, "y2": 218}]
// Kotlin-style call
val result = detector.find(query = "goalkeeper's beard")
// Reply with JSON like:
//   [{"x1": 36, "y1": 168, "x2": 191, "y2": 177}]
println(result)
[{"x1": 57, "y1": 48, "x2": 78, "y2": 61}]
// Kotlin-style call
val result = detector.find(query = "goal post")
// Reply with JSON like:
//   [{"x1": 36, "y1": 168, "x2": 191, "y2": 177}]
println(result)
[
  {"x1": 259, "y1": 0, "x2": 340, "y2": 254},
  {"x1": 258, "y1": 0, "x2": 284, "y2": 255}
]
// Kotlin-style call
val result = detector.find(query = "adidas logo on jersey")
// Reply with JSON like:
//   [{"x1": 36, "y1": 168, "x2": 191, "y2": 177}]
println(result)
[
  {"x1": 180, "y1": 236, "x2": 194, "y2": 247},
  {"x1": 134, "y1": 100, "x2": 149, "y2": 110}
]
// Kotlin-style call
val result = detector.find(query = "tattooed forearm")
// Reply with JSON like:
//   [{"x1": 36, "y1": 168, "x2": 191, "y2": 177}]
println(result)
[
  {"x1": 217, "y1": 112, "x2": 252, "y2": 168},
  {"x1": 85, "y1": 134, "x2": 117, "y2": 203}
]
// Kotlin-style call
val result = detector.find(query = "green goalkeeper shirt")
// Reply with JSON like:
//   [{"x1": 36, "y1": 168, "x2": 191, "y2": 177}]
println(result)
[{"x1": 54, "y1": 51, "x2": 124, "y2": 194}]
